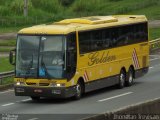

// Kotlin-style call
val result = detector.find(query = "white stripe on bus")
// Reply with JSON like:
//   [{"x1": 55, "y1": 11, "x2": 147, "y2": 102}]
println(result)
[
  {"x1": 85, "y1": 71, "x2": 89, "y2": 81},
  {"x1": 133, "y1": 48, "x2": 140, "y2": 68},
  {"x1": 132, "y1": 52, "x2": 138, "y2": 69},
  {"x1": 133, "y1": 50, "x2": 138, "y2": 68}
]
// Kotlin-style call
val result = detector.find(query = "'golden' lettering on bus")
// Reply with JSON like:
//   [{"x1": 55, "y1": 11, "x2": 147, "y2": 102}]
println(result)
[{"x1": 88, "y1": 51, "x2": 116, "y2": 66}]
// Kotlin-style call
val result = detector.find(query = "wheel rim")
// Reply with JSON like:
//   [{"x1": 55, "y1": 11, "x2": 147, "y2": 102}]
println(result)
[
  {"x1": 129, "y1": 72, "x2": 133, "y2": 83},
  {"x1": 120, "y1": 73, "x2": 125, "y2": 86},
  {"x1": 76, "y1": 83, "x2": 81, "y2": 97}
]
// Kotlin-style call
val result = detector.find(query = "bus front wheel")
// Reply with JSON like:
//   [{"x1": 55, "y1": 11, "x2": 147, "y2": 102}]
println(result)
[{"x1": 74, "y1": 81, "x2": 83, "y2": 100}]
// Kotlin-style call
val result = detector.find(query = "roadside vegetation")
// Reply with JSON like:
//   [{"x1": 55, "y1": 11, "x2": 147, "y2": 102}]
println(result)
[
  {"x1": 150, "y1": 28, "x2": 160, "y2": 40},
  {"x1": 0, "y1": 57, "x2": 14, "y2": 86},
  {"x1": 0, "y1": 57, "x2": 13, "y2": 72},
  {"x1": 0, "y1": 39, "x2": 16, "y2": 46},
  {"x1": 0, "y1": 0, "x2": 160, "y2": 29},
  {"x1": 0, "y1": 77, "x2": 14, "y2": 85}
]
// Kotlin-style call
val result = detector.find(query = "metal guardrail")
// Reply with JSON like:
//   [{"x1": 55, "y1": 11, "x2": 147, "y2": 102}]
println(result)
[
  {"x1": 0, "y1": 71, "x2": 14, "y2": 85},
  {"x1": 149, "y1": 38, "x2": 160, "y2": 51}
]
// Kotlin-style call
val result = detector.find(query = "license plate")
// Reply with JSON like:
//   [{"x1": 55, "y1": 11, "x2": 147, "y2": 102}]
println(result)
[{"x1": 34, "y1": 89, "x2": 42, "y2": 93}]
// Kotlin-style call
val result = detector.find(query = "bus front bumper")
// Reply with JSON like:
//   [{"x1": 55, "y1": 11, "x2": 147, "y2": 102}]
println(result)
[{"x1": 14, "y1": 85, "x2": 77, "y2": 98}]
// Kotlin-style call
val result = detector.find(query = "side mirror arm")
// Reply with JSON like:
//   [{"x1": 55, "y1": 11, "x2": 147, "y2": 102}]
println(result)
[{"x1": 9, "y1": 49, "x2": 16, "y2": 65}]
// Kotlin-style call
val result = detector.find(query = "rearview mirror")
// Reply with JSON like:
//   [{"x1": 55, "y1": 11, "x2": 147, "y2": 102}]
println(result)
[{"x1": 9, "y1": 49, "x2": 16, "y2": 65}]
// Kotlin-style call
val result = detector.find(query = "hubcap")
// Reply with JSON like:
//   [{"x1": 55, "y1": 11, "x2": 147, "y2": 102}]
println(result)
[
  {"x1": 76, "y1": 84, "x2": 81, "y2": 97},
  {"x1": 129, "y1": 72, "x2": 133, "y2": 83},
  {"x1": 120, "y1": 73, "x2": 125, "y2": 86}
]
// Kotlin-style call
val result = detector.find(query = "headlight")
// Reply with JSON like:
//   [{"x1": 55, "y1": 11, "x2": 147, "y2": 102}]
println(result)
[
  {"x1": 50, "y1": 83, "x2": 65, "y2": 87},
  {"x1": 56, "y1": 84, "x2": 61, "y2": 87},
  {"x1": 16, "y1": 82, "x2": 24, "y2": 85}
]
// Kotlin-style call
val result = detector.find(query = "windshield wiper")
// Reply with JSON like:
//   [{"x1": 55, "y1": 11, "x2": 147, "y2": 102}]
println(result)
[{"x1": 41, "y1": 55, "x2": 52, "y2": 80}]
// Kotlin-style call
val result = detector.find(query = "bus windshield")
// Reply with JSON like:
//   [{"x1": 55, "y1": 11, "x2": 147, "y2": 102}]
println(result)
[{"x1": 16, "y1": 35, "x2": 66, "y2": 79}]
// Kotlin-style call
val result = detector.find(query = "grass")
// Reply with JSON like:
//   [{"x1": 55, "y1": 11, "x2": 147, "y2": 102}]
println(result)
[
  {"x1": 0, "y1": 77, "x2": 14, "y2": 85},
  {"x1": 70, "y1": 0, "x2": 160, "y2": 19},
  {"x1": 0, "y1": 57, "x2": 14, "y2": 85},
  {"x1": 0, "y1": 47, "x2": 14, "y2": 52},
  {"x1": 0, "y1": 39, "x2": 16, "y2": 46},
  {"x1": 0, "y1": 27, "x2": 20, "y2": 33},
  {"x1": 0, "y1": 0, "x2": 160, "y2": 32},
  {"x1": 0, "y1": 57, "x2": 14, "y2": 72},
  {"x1": 149, "y1": 27, "x2": 160, "y2": 40},
  {"x1": 0, "y1": 39, "x2": 16, "y2": 52},
  {"x1": 130, "y1": 4, "x2": 160, "y2": 20}
]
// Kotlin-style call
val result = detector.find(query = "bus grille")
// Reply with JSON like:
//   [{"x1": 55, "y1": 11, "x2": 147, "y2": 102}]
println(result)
[
  {"x1": 26, "y1": 82, "x2": 49, "y2": 86},
  {"x1": 39, "y1": 83, "x2": 49, "y2": 86},
  {"x1": 26, "y1": 82, "x2": 36, "y2": 86}
]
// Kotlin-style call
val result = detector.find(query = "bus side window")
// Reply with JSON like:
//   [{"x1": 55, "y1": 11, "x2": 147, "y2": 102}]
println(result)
[
  {"x1": 79, "y1": 31, "x2": 91, "y2": 54},
  {"x1": 103, "y1": 29, "x2": 110, "y2": 49},
  {"x1": 110, "y1": 28, "x2": 118, "y2": 47},
  {"x1": 141, "y1": 23, "x2": 148, "y2": 41},
  {"x1": 91, "y1": 30, "x2": 103, "y2": 51}
]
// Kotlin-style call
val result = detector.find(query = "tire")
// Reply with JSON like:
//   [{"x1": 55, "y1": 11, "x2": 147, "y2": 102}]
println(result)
[
  {"x1": 31, "y1": 96, "x2": 40, "y2": 101},
  {"x1": 126, "y1": 68, "x2": 134, "y2": 86},
  {"x1": 74, "y1": 81, "x2": 83, "y2": 100},
  {"x1": 118, "y1": 69, "x2": 126, "y2": 89}
]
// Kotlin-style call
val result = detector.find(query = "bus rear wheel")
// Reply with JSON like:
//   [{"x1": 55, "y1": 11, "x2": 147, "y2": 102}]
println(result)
[
  {"x1": 126, "y1": 67, "x2": 134, "y2": 86},
  {"x1": 118, "y1": 69, "x2": 126, "y2": 89},
  {"x1": 31, "y1": 96, "x2": 40, "y2": 101}
]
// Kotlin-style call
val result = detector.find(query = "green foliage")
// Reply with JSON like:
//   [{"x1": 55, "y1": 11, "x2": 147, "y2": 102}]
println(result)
[
  {"x1": 0, "y1": 47, "x2": 13, "y2": 52},
  {"x1": 59, "y1": 0, "x2": 75, "y2": 6},
  {"x1": 71, "y1": 0, "x2": 104, "y2": 16},
  {"x1": 31, "y1": 0, "x2": 62, "y2": 13},
  {"x1": 0, "y1": 0, "x2": 160, "y2": 28},
  {"x1": 0, "y1": 27, "x2": 21, "y2": 33},
  {"x1": 0, "y1": 0, "x2": 11, "y2": 5},
  {"x1": 70, "y1": 0, "x2": 160, "y2": 17},
  {"x1": 0, "y1": 6, "x2": 11, "y2": 16},
  {"x1": 150, "y1": 28, "x2": 160, "y2": 40},
  {"x1": 9, "y1": 0, "x2": 33, "y2": 15},
  {"x1": 1, "y1": 77, "x2": 14, "y2": 85},
  {"x1": 114, "y1": 0, "x2": 158, "y2": 14},
  {"x1": 109, "y1": 0, "x2": 123, "y2": 1},
  {"x1": 0, "y1": 40, "x2": 16, "y2": 46},
  {"x1": 0, "y1": 57, "x2": 14, "y2": 72}
]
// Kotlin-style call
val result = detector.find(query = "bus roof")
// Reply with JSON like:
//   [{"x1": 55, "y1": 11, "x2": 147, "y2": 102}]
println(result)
[{"x1": 18, "y1": 15, "x2": 147, "y2": 35}]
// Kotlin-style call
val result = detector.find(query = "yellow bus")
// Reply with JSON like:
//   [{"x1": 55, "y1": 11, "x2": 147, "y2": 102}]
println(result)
[{"x1": 10, "y1": 15, "x2": 149, "y2": 100}]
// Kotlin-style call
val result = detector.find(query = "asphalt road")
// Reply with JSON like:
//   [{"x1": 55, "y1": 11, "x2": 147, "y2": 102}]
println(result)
[{"x1": 0, "y1": 53, "x2": 160, "y2": 120}]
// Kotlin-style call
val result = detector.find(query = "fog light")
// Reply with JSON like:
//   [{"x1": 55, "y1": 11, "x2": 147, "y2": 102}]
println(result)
[
  {"x1": 50, "y1": 83, "x2": 65, "y2": 87},
  {"x1": 56, "y1": 83, "x2": 65, "y2": 87}
]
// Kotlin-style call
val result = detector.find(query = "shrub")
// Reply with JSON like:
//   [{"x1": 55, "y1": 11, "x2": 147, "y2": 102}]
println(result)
[
  {"x1": 31, "y1": 0, "x2": 62, "y2": 13},
  {"x1": 9, "y1": 0, "x2": 33, "y2": 15},
  {"x1": 0, "y1": 6, "x2": 12, "y2": 16},
  {"x1": 59, "y1": 0, "x2": 75, "y2": 6}
]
